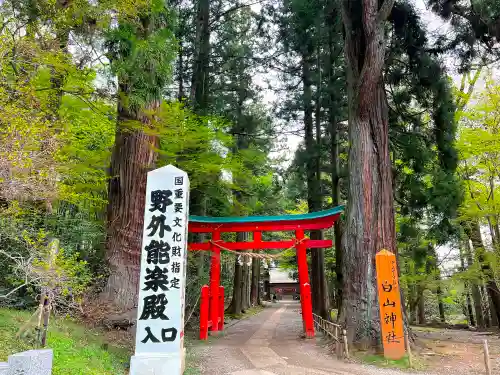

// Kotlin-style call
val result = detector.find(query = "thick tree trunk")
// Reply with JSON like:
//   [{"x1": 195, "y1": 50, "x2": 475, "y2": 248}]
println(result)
[
  {"x1": 101, "y1": 84, "x2": 159, "y2": 312},
  {"x1": 489, "y1": 177, "x2": 500, "y2": 247},
  {"x1": 264, "y1": 266, "x2": 271, "y2": 301},
  {"x1": 228, "y1": 232, "x2": 247, "y2": 315},
  {"x1": 409, "y1": 284, "x2": 417, "y2": 325},
  {"x1": 417, "y1": 285, "x2": 425, "y2": 324},
  {"x1": 460, "y1": 246, "x2": 476, "y2": 326},
  {"x1": 473, "y1": 283, "x2": 486, "y2": 327},
  {"x1": 177, "y1": 39, "x2": 185, "y2": 101},
  {"x1": 326, "y1": 7, "x2": 344, "y2": 312},
  {"x1": 340, "y1": 0, "x2": 397, "y2": 346},
  {"x1": 250, "y1": 258, "x2": 260, "y2": 306},
  {"x1": 257, "y1": 266, "x2": 262, "y2": 305},
  {"x1": 483, "y1": 284, "x2": 491, "y2": 328},
  {"x1": 489, "y1": 294, "x2": 499, "y2": 327},
  {"x1": 191, "y1": 0, "x2": 210, "y2": 113},
  {"x1": 466, "y1": 290, "x2": 476, "y2": 326},
  {"x1": 429, "y1": 245, "x2": 445, "y2": 323},
  {"x1": 228, "y1": 253, "x2": 243, "y2": 315},
  {"x1": 241, "y1": 255, "x2": 250, "y2": 311},
  {"x1": 314, "y1": 56, "x2": 329, "y2": 319},
  {"x1": 247, "y1": 259, "x2": 252, "y2": 306},
  {"x1": 463, "y1": 238, "x2": 485, "y2": 327},
  {"x1": 465, "y1": 221, "x2": 500, "y2": 327},
  {"x1": 302, "y1": 50, "x2": 328, "y2": 319},
  {"x1": 437, "y1": 284, "x2": 446, "y2": 323}
]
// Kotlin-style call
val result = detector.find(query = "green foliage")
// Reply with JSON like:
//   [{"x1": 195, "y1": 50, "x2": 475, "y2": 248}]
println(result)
[
  {"x1": 0, "y1": 205, "x2": 93, "y2": 310},
  {"x1": 457, "y1": 76, "x2": 500, "y2": 227},
  {"x1": 388, "y1": 2, "x2": 462, "y2": 244},
  {"x1": 0, "y1": 3, "x2": 114, "y2": 307},
  {"x1": 105, "y1": 1, "x2": 177, "y2": 112}
]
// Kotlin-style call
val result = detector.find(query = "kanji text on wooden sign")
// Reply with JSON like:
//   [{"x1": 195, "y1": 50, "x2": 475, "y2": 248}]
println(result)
[{"x1": 376, "y1": 249, "x2": 405, "y2": 360}]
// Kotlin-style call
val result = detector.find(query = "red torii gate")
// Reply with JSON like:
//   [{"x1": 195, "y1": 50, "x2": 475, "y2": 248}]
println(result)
[{"x1": 188, "y1": 206, "x2": 344, "y2": 339}]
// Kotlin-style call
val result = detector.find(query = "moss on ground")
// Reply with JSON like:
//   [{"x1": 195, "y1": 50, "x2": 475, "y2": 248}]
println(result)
[{"x1": 355, "y1": 351, "x2": 425, "y2": 370}]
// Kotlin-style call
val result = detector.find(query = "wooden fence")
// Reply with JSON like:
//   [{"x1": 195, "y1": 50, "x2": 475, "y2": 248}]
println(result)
[{"x1": 312, "y1": 313, "x2": 349, "y2": 359}]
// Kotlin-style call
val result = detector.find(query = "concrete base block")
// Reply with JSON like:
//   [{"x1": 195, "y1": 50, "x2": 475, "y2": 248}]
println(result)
[
  {"x1": 130, "y1": 349, "x2": 185, "y2": 375},
  {"x1": 7, "y1": 349, "x2": 53, "y2": 375}
]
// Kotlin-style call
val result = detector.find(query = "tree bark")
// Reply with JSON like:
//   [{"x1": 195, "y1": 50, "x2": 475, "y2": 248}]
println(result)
[
  {"x1": 466, "y1": 290, "x2": 476, "y2": 326},
  {"x1": 257, "y1": 265, "x2": 262, "y2": 305},
  {"x1": 482, "y1": 284, "x2": 491, "y2": 328},
  {"x1": 191, "y1": 0, "x2": 210, "y2": 114},
  {"x1": 429, "y1": 244, "x2": 445, "y2": 323},
  {"x1": 417, "y1": 285, "x2": 425, "y2": 324},
  {"x1": 250, "y1": 257, "x2": 260, "y2": 306},
  {"x1": 463, "y1": 237, "x2": 485, "y2": 327},
  {"x1": 264, "y1": 266, "x2": 271, "y2": 301},
  {"x1": 241, "y1": 255, "x2": 251, "y2": 311},
  {"x1": 408, "y1": 283, "x2": 417, "y2": 325},
  {"x1": 340, "y1": 0, "x2": 397, "y2": 346},
  {"x1": 302, "y1": 47, "x2": 328, "y2": 319},
  {"x1": 464, "y1": 221, "x2": 500, "y2": 327},
  {"x1": 326, "y1": 2, "x2": 344, "y2": 312},
  {"x1": 488, "y1": 176, "x2": 500, "y2": 247},
  {"x1": 101, "y1": 84, "x2": 159, "y2": 312},
  {"x1": 314, "y1": 49, "x2": 329, "y2": 319},
  {"x1": 436, "y1": 284, "x2": 446, "y2": 323},
  {"x1": 177, "y1": 39, "x2": 185, "y2": 101},
  {"x1": 489, "y1": 293, "x2": 499, "y2": 327},
  {"x1": 227, "y1": 251, "x2": 243, "y2": 315},
  {"x1": 459, "y1": 246, "x2": 476, "y2": 326}
]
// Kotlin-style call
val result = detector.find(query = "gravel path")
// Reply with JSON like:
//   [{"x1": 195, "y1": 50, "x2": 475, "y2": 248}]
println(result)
[{"x1": 191, "y1": 301, "x2": 438, "y2": 375}]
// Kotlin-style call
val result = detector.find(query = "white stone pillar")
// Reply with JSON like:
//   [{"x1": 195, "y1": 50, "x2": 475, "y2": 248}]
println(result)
[{"x1": 130, "y1": 165, "x2": 189, "y2": 375}]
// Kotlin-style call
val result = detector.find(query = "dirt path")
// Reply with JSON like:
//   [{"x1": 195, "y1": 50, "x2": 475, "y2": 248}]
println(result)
[
  {"x1": 414, "y1": 326, "x2": 500, "y2": 374},
  {"x1": 191, "y1": 301, "x2": 431, "y2": 375}
]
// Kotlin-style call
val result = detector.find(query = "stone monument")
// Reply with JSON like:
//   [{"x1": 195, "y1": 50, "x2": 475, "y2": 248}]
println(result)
[{"x1": 129, "y1": 165, "x2": 189, "y2": 375}]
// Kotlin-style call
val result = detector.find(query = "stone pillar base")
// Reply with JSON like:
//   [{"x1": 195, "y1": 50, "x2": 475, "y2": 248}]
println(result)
[{"x1": 130, "y1": 349, "x2": 186, "y2": 375}]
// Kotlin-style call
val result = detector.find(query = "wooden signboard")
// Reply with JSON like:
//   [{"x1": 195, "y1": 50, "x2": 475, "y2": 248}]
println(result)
[{"x1": 376, "y1": 249, "x2": 405, "y2": 360}]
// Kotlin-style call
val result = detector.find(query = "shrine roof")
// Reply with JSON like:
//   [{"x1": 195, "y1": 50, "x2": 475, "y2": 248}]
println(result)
[{"x1": 189, "y1": 205, "x2": 344, "y2": 224}]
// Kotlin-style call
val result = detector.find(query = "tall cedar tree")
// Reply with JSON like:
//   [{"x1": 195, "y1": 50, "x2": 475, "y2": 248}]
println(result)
[
  {"x1": 276, "y1": 0, "x2": 330, "y2": 318},
  {"x1": 339, "y1": 0, "x2": 460, "y2": 343},
  {"x1": 212, "y1": 7, "x2": 272, "y2": 313},
  {"x1": 101, "y1": 3, "x2": 176, "y2": 312},
  {"x1": 339, "y1": 0, "x2": 397, "y2": 345}
]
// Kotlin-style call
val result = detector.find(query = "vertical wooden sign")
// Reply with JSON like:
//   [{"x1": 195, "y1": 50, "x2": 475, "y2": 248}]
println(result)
[{"x1": 376, "y1": 249, "x2": 405, "y2": 360}]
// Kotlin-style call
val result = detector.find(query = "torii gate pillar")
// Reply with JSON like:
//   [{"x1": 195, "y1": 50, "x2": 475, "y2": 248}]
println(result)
[
  {"x1": 209, "y1": 231, "x2": 221, "y2": 333},
  {"x1": 296, "y1": 229, "x2": 314, "y2": 338}
]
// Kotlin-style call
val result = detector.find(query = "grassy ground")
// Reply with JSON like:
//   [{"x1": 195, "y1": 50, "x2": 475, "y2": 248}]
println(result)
[
  {"x1": 225, "y1": 305, "x2": 264, "y2": 320},
  {"x1": 0, "y1": 308, "x2": 199, "y2": 375},
  {"x1": 355, "y1": 352, "x2": 424, "y2": 370},
  {"x1": 0, "y1": 308, "x2": 130, "y2": 375}
]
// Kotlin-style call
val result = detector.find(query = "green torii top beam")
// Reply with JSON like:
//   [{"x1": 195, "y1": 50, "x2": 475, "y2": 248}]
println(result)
[{"x1": 188, "y1": 205, "x2": 344, "y2": 233}]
